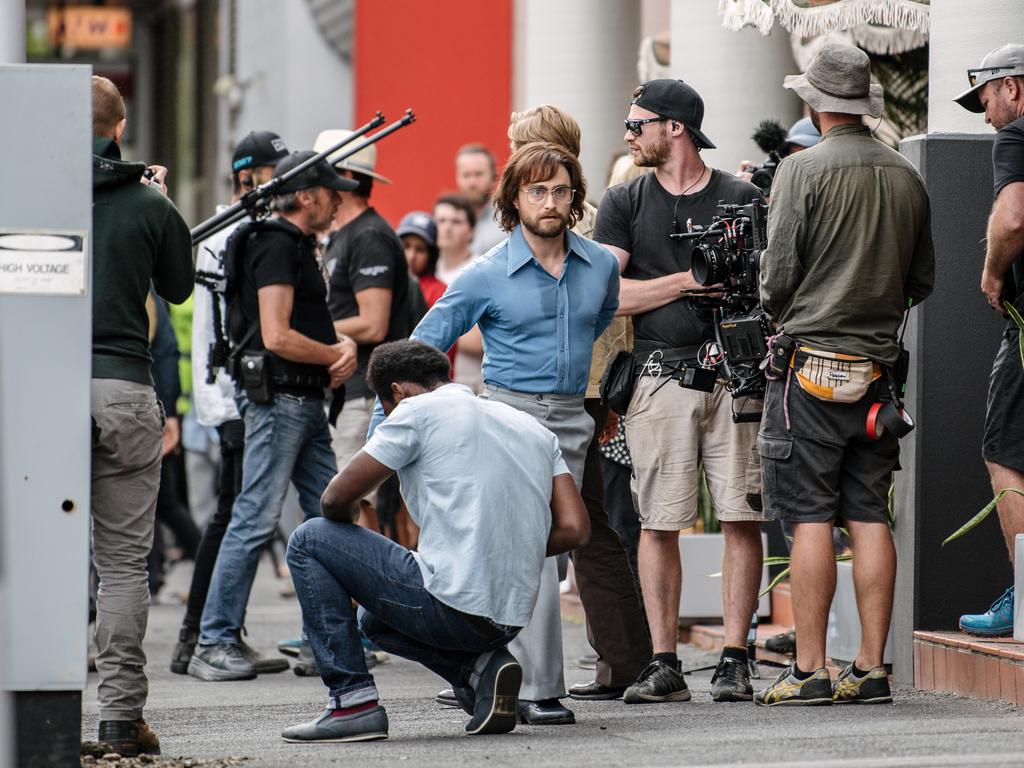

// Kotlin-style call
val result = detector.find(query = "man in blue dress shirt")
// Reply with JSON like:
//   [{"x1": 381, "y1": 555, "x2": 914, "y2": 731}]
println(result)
[{"x1": 370, "y1": 141, "x2": 621, "y2": 724}]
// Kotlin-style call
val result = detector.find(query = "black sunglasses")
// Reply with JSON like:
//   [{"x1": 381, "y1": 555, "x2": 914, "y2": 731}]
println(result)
[
  {"x1": 624, "y1": 116, "x2": 668, "y2": 136},
  {"x1": 967, "y1": 65, "x2": 1018, "y2": 87}
]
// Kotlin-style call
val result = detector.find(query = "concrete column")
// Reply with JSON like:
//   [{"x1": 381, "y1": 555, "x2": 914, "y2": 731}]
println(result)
[
  {"x1": 235, "y1": 0, "x2": 352, "y2": 152},
  {"x1": 513, "y1": 0, "x2": 641, "y2": 198},
  {"x1": 669, "y1": 0, "x2": 801, "y2": 175},
  {"x1": 0, "y1": 0, "x2": 25, "y2": 63},
  {"x1": 928, "y1": 0, "x2": 1024, "y2": 133}
]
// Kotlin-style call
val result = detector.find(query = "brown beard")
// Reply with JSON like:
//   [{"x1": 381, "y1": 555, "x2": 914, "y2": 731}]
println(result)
[
  {"x1": 521, "y1": 209, "x2": 569, "y2": 239},
  {"x1": 634, "y1": 131, "x2": 670, "y2": 167}
]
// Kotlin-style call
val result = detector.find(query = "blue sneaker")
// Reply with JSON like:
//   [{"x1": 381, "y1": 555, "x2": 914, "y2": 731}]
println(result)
[{"x1": 959, "y1": 586, "x2": 1014, "y2": 637}]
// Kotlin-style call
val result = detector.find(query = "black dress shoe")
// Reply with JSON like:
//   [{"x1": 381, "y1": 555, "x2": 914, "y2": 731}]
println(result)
[
  {"x1": 517, "y1": 698, "x2": 576, "y2": 725},
  {"x1": 97, "y1": 719, "x2": 161, "y2": 757},
  {"x1": 568, "y1": 680, "x2": 627, "y2": 700}
]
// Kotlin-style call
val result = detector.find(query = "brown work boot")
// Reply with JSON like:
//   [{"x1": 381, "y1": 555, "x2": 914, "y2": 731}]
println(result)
[{"x1": 97, "y1": 718, "x2": 161, "y2": 756}]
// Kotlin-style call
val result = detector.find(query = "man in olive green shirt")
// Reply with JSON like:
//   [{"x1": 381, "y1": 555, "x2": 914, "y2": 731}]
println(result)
[{"x1": 755, "y1": 42, "x2": 934, "y2": 709}]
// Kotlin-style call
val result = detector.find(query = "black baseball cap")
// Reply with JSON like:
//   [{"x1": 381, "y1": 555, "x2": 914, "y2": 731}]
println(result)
[
  {"x1": 272, "y1": 150, "x2": 359, "y2": 193},
  {"x1": 631, "y1": 79, "x2": 716, "y2": 149},
  {"x1": 232, "y1": 130, "x2": 289, "y2": 172}
]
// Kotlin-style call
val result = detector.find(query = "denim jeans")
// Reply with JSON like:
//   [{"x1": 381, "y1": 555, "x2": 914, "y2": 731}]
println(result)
[
  {"x1": 287, "y1": 518, "x2": 520, "y2": 704},
  {"x1": 199, "y1": 393, "x2": 336, "y2": 645}
]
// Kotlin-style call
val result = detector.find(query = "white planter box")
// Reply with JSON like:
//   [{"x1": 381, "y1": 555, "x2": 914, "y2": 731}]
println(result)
[
  {"x1": 1015, "y1": 534, "x2": 1023, "y2": 642},
  {"x1": 826, "y1": 560, "x2": 894, "y2": 664},
  {"x1": 678, "y1": 533, "x2": 770, "y2": 620}
]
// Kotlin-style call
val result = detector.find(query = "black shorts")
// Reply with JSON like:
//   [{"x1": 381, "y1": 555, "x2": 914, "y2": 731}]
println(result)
[
  {"x1": 983, "y1": 323, "x2": 1024, "y2": 473},
  {"x1": 758, "y1": 376, "x2": 898, "y2": 525}
]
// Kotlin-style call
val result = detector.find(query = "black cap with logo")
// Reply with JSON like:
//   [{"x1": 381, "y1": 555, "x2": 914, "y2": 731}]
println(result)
[
  {"x1": 232, "y1": 130, "x2": 289, "y2": 172},
  {"x1": 631, "y1": 80, "x2": 716, "y2": 149},
  {"x1": 272, "y1": 150, "x2": 359, "y2": 193}
]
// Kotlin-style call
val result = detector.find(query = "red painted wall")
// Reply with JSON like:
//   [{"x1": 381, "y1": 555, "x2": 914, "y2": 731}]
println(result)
[{"x1": 354, "y1": 0, "x2": 513, "y2": 226}]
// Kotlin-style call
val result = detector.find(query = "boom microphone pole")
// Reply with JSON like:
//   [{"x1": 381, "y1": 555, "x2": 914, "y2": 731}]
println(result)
[{"x1": 190, "y1": 110, "x2": 415, "y2": 244}]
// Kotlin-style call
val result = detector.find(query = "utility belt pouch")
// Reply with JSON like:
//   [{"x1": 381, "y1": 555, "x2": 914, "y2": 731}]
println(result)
[
  {"x1": 240, "y1": 352, "x2": 273, "y2": 405},
  {"x1": 600, "y1": 350, "x2": 638, "y2": 416},
  {"x1": 792, "y1": 346, "x2": 880, "y2": 404},
  {"x1": 763, "y1": 334, "x2": 796, "y2": 380}
]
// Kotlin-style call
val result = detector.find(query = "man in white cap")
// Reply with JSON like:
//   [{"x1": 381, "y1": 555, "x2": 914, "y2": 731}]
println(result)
[
  {"x1": 313, "y1": 129, "x2": 411, "y2": 540},
  {"x1": 954, "y1": 44, "x2": 1024, "y2": 639},
  {"x1": 755, "y1": 40, "x2": 934, "y2": 707}
]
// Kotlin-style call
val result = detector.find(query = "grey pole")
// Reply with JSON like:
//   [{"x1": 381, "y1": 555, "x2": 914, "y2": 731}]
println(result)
[{"x1": 0, "y1": 0, "x2": 25, "y2": 64}]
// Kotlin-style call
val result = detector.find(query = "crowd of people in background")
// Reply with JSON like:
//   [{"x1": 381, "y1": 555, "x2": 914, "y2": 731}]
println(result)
[{"x1": 85, "y1": 37, "x2": 1024, "y2": 754}]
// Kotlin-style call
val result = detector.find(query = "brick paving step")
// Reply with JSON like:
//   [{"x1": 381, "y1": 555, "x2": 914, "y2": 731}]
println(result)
[{"x1": 915, "y1": 630, "x2": 1024, "y2": 705}]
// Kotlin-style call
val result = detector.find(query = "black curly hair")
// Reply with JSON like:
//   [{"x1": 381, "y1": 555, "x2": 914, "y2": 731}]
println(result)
[{"x1": 366, "y1": 340, "x2": 452, "y2": 403}]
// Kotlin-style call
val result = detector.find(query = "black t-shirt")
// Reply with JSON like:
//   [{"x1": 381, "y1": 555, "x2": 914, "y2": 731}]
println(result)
[
  {"x1": 238, "y1": 219, "x2": 336, "y2": 393},
  {"x1": 993, "y1": 116, "x2": 1024, "y2": 301},
  {"x1": 326, "y1": 207, "x2": 410, "y2": 400},
  {"x1": 594, "y1": 169, "x2": 763, "y2": 348}
]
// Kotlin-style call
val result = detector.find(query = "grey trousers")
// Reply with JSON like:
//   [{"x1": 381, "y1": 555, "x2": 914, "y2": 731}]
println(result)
[
  {"x1": 479, "y1": 385, "x2": 593, "y2": 701},
  {"x1": 91, "y1": 379, "x2": 164, "y2": 721}
]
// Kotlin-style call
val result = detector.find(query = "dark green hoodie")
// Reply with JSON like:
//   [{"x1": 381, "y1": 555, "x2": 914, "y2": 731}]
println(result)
[{"x1": 92, "y1": 137, "x2": 194, "y2": 385}]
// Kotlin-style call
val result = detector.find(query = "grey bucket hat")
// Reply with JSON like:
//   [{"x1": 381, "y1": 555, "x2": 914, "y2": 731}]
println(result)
[
  {"x1": 783, "y1": 41, "x2": 884, "y2": 119},
  {"x1": 954, "y1": 44, "x2": 1024, "y2": 113}
]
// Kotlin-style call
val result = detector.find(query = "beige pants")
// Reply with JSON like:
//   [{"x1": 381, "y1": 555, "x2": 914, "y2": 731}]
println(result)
[
  {"x1": 626, "y1": 376, "x2": 766, "y2": 531},
  {"x1": 91, "y1": 378, "x2": 164, "y2": 721}
]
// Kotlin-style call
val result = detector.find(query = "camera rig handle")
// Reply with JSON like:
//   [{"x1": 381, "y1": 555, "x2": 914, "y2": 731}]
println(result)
[{"x1": 190, "y1": 109, "x2": 416, "y2": 245}]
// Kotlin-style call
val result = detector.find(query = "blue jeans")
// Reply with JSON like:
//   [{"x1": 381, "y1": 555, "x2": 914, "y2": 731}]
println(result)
[
  {"x1": 287, "y1": 518, "x2": 520, "y2": 702},
  {"x1": 199, "y1": 393, "x2": 336, "y2": 645}
]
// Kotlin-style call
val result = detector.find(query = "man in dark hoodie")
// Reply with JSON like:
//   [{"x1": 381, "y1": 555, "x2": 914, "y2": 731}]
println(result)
[{"x1": 90, "y1": 75, "x2": 194, "y2": 756}]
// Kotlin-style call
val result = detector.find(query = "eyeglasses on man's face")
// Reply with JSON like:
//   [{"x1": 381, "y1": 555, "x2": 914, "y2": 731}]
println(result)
[
  {"x1": 521, "y1": 185, "x2": 576, "y2": 205},
  {"x1": 624, "y1": 116, "x2": 668, "y2": 137}
]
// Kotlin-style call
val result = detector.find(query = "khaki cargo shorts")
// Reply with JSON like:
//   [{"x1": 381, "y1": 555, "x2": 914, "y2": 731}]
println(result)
[{"x1": 625, "y1": 375, "x2": 767, "y2": 531}]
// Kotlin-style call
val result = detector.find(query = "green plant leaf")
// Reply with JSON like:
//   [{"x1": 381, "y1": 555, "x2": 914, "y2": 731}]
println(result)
[
  {"x1": 759, "y1": 566, "x2": 791, "y2": 598},
  {"x1": 1005, "y1": 303, "x2": 1024, "y2": 369},
  {"x1": 943, "y1": 488, "x2": 1024, "y2": 546}
]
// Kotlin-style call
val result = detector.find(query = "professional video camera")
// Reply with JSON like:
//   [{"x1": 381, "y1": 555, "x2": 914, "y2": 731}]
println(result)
[
  {"x1": 670, "y1": 200, "x2": 770, "y2": 417},
  {"x1": 741, "y1": 119, "x2": 788, "y2": 197}
]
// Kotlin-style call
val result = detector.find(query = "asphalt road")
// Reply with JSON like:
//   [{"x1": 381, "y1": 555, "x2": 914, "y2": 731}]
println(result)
[{"x1": 82, "y1": 557, "x2": 1024, "y2": 768}]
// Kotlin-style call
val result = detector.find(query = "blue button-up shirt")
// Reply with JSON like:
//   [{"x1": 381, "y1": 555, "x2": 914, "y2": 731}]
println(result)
[{"x1": 368, "y1": 225, "x2": 619, "y2": 435}]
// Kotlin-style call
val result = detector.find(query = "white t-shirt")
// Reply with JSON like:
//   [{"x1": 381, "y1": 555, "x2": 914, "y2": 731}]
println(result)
[{"x1": 364, "y1": 383, "x2": 569, "y2": 627}]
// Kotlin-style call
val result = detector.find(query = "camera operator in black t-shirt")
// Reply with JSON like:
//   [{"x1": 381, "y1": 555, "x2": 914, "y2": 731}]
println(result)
[
  {"x1": 954, "y1": 44, "x2": 1024, "y2": 638},
  {"x1": 189, "y1": 151, "x2": 358, "y2": 682},
  {"x1": 594, "y1": 79, "x2": 767, "y2": 705}
]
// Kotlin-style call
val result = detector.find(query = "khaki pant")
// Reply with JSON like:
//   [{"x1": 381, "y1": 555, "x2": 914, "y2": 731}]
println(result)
[
  {"x1": 626, "y1": 376, "x2": 766, "y2": 530},
  {"x1": 330, "y1": 396, "x2": 376, "y2": 505},
  {"x1": 91, "y1": 378, "x2": 164, "y2": 721}
]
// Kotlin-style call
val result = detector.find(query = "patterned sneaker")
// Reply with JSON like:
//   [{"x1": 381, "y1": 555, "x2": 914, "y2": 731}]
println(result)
[
  {"x1": 959, "y1": 586, "x2": 1014, "y2": 637},
  {"x1": 623, "y1": 659, "x2": 691, "y2": 704},
  {"x1": 710, "y1": 657, "x2": 753, "y2": 702},
  {"x1": 832, "y1": 664, "x2": 892, "y2": 704},
  {"x1": 754, "y1": 665, "x2": 832, "y2": 707}
]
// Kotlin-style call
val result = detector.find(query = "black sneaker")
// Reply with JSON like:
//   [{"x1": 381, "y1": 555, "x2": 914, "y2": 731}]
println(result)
[
  {"x1": 187, "y1": 642, "x2": 257, "y2": 681},
  {"x1": 170, "y1": 626, "x2": 198, "y2": 675},
  {"x1": 832, "y1": 664, "x2": 893, "y2": 704},
  {"x1": 465, "y1": 648, "x2": 522, "y2": 735},
  {"x1": 754, "y1": 664, "x2": 832, "y2": 707},
  {"x1": 623, "y1": 660, "x2": 691, "y2": 704},
  {"x1": 710, "y1": 657, "x2": 753, "y2": 702},
  {"x1": 765, "y1": 630, "x2": 796, "y2": 655}
]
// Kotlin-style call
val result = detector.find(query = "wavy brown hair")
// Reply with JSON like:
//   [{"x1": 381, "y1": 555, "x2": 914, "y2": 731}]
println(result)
[{"x1": 493, "y1": 142, "x2": 586, "y2": 232}]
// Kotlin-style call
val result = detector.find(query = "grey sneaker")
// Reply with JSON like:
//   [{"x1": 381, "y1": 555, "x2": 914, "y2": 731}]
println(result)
[
  {"x1": 281, "y1": 703, "x2": 388, "y2": 743},
  {"x1": 187, "y1": 643, "x2": 257, "y2": 681},
  {"x1": 623, "y1": 660, "x2": 691, "y2": 704},
  {"x1": 239, "y1": 638, "x2": 289, "y2": 674},
  {"x1": 465, "y1": 648, "x2": 522, "y2": 735},
  {"x1": 710, "y1": 657, "x2": 753, "y2": 702}
]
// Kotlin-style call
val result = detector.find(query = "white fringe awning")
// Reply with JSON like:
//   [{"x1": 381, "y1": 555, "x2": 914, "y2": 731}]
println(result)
[{"x1": 719, "y1": 0, "x2": 930, "y2": 54}]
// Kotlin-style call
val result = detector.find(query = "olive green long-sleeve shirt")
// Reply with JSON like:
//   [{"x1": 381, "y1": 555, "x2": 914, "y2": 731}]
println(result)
[{"x1": 760, "y1": 124, "x2": 935, "y2": 365}]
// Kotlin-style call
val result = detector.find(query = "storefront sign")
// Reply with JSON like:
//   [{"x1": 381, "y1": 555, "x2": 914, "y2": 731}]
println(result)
[{"x1": 48, "y1": 7, "x2": 133, "y2": 49}]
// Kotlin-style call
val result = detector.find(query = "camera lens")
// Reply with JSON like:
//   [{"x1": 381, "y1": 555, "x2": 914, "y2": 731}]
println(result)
[
  {"x1": 750, "y1": 167, "x2": 774, "y2": 196},
  {"x1": 692, "y1": 242, "x2": 729, "y2": 286}
]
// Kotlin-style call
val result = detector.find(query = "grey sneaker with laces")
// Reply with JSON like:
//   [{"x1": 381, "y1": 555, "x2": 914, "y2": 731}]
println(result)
[
  {"x1": 187, "y1": 642, "x2": 257, "y2": 681},
  {"x1": 623, "y1": 659, "x2": 691, "y2": 704}
]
